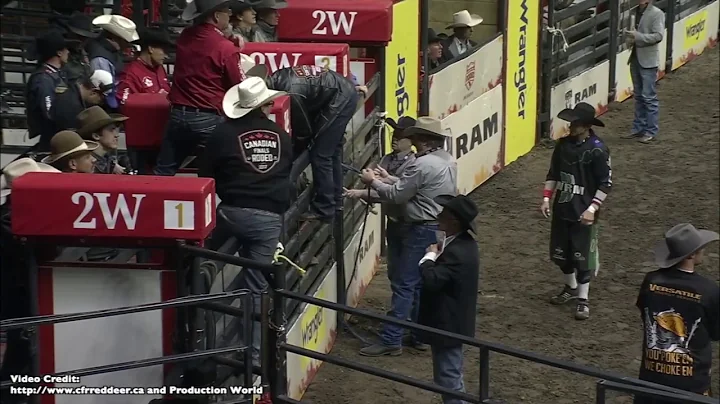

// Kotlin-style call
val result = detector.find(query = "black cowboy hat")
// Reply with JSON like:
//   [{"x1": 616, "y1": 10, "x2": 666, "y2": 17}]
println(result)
[
  {"x1": 428, "y1": 28, "x2": 442, "y2": 43},
  {"x1": 182, "y1": 0, "x2": 240, "y2": 21},
  {"x1": 231, "y1": 1, "x2": 255, "y2": 13},
  {"x1": 654, "y1": 223, "x2": 719, "y2": 268},
  {"x1": 34, "y1": 31, "x2": 79, "y2": 62},
  {"x1": 66, "y1": 12, "x2": 100, "y2": 38},
  {"x1": 557, "y1": 102, "x2": 605, "y2": 127},
  {"x1": 386, "y1": 116, "x2": 417, "y2": 131},
  {"x1": 253, "y1": 0, "x2": 288, "y2": 10},
  {"x1": 134, "y1": 27, "x2": 175, "y2": 48},
  {"x1": 434, "y1": 194, "x2": 479, "y2": 234}
]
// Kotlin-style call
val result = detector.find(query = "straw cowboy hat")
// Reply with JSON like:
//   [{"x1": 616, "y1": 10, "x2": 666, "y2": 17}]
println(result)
[
  {"x1": 42, "y1": 131, "x2": 99, "y2": 164},
  {"x1": 401, "y1": 117, "x2": 451, "y2": 139},
  {"x1": 654, "y1": 223, "x2": 719, "y2": 268},
  {"x1": 1, "y1": 158, "x2": 60, "y2": 204},
  {"x1": 434, "y1": 194, "x2": 479, "y2": 234},
  {"x1": 446, "y1": 10, "x2": 483, "y2": 29},
  {"x1": 182, "y1": 0, "x2": 239, "y2": 21},
  {"x1": 557, "y1": 102, "x2": 605, "y2": 127},
  {"x1": 76, "y1": 106, "x2": 129, "y2": 139},
  {"x1": 222, "y1": 76, "x2": 287, "y2": 119},
  {"x1": 92, "y1": 14, "x2": 140, "y2": 43}
]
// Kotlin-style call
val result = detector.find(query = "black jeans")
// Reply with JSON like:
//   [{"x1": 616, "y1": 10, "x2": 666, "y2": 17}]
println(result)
[
  {"x1": 153, "y1": 106, "x2": 224, "y2": 176},
  {"x1": 309, "y1": 93, "x2": 359, "y2": 218}
]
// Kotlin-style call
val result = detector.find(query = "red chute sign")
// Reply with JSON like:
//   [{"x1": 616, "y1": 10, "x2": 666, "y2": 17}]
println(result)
[
  {"x1": 11, "y1": 173, "x2": 216, "y2": 241},
  {"x1": 268, "y1": 95, "x2": 292, "y2": 136},
  {"x1": 243, "y1": 42, "x2": 350, "y2": 77}
]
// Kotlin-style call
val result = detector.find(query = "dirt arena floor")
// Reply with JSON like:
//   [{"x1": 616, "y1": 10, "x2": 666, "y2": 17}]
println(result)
[{"x1": 303, "y1": 47, "x2": 720, "y2": 404}]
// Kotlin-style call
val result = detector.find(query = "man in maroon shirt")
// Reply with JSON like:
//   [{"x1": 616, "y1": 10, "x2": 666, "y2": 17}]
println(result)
[
  {"x1": 153, "y1": 0, "x2": 247, "y2": 176},
  {"x1": 116, "y1": 27, "x2": 173, "y2": 105}
]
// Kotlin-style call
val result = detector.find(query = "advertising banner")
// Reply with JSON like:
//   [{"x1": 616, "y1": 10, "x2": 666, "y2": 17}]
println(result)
[
  {"x1": 286, "y1": 267, "x2": 338, "y2": 400},
  {"x1": 383, "y1": 0, "x2": 419, "y2": 153},
  {"x1": 242, "y1": 42, "x2": 350, "y2": 76},
  {"x1": 549, "y1": 61, "x2": 610, "y2": 140},
  {"x1": 441, "y1": 85, "x2": 504, "y2": 195},
  {"x1": 342, "y1": 212, "x2": 382, "y2": 308},
  {"x1": 614, "y1": 28, "x2": 668, "y2": 102},
  {"x1": 504, "y1": 0, "x2": 539, "y2": 165},
  {"x1": 428, "y1": 35, "x2": 504, "y2": 120},
  {"x1": 671, "y1": 1, "x2": 719, "y2": 70}
]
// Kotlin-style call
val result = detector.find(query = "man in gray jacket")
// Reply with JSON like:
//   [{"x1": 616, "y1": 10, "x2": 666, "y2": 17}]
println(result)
[
  {"x1": 623, "y1": 0, "x2": 664, "y2": 144},
  {"x1": 357, "y1": 117, "x2": 457, "y2": 357}
]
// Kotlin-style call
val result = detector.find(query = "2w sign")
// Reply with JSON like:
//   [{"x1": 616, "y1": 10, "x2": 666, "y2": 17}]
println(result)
[
  {"x1": 311, "y1": 10, "x2": 357, "y2": 36},
  {"x1": 72, "y1": 192, "x2": 146, "y2": 230}
]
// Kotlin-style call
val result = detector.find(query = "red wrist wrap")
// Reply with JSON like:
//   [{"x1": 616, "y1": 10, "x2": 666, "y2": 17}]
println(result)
[{"x1": 543, "y1": 189, "x2": 553, "y2": 199}]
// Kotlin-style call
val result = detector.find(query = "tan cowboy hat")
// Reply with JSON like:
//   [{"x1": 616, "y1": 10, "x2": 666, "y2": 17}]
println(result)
[
  {"x1": 1, "y1": 158, "x2": 60, "y2": 204},
  {"x1": 446, "y1": 10, "x2": 483, "y2": 29},
  {"x1": 42, "y1": 131, "x2": 99, "y2": 164},
  {"x1": 400, "y1": 117, "x2": 451, "y2": 139},
  {"x1": 76, "y1": 106, "x2": 128, "y2": 139},
  {"x1": 92, "y1": 14, "x2": 140, "y2": 43},
  {"x1": 222, "y1": 76, "x2": 287, "y2": 119},
  {"x1": 654, "y1": 223, "x2": 719, "y2": 268}
]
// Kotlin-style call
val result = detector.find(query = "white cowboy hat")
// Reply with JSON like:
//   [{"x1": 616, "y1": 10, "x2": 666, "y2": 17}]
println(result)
[
  {"x1": 446, "y1": 10, "x2": 483, "y2": 29},
  {"x1": 1, "y1": 158, "x2": 60, "y2": 204},
  {"x1": 92, "y1": 14, "x2": 140, "y2": 42},
  {"x1": 222, "y1": 76, "x2": 287, "y2": 119},
  {"x1": 240, "y1": 53, "x2": 256, "y2": 72}
]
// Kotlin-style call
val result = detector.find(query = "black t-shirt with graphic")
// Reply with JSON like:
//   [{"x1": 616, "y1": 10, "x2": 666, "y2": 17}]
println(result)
[{"x1": 636, "y1": 268, "x2": 720, "y2": 394}]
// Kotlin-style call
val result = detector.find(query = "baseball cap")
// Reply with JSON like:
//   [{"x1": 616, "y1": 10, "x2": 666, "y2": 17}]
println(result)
[{"x1": 89, "y1": 70, "x2": 118, "y2": 109}]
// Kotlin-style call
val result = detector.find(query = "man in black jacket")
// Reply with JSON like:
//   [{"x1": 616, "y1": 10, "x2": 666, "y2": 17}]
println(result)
[
  {"x1": 199, "y1": 76, "x2": 292, "y2": 366},
  {"x1": 417, "y1": 194, "x2": 479, "y2": 404},
  {"x1": 246, "y1": 64, "x2": 366, "y2": 222}
]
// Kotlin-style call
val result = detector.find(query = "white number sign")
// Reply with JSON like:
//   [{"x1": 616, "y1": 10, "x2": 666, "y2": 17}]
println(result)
[
  {"x1": 204, "y1": 194, "x2": 213, "y2": 227},
  {"x1": 72, "y1": 192, "x2": 146, "y2": 230},
  {"x1": 164, "y1": 200, "x2": 195, "y2": 230}
]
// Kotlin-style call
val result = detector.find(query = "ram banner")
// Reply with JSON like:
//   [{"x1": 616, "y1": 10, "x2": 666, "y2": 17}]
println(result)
[
  {"x1": 671, "y1": 1, "x2": 719, "y2": 70},
  {"x1": 428, "y1": 34, "x2": 503, "y2": 120},
  {"x1": 504, "y1": 0, "x2": 539, "y2": 165},
  {"x1": 549, "y1": 61, "x2": 610, "y2": 140},
  {"x1": 441, "y1": 85, "x2": 504, "y2": 195},
  {"x1": 614, "y1": 28, "x2": 668, "y2": 102},
  {"x1": 384, "y1": 0, "x2": 419, "y2": 153},
  {"x1": 342, "y1": 212, "x2": 382, "y2": 309}
]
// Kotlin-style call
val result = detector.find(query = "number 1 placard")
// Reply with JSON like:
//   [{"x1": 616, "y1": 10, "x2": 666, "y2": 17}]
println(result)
[{"x1": 164, "y1": 200, "x2": 195, "y2": 230}]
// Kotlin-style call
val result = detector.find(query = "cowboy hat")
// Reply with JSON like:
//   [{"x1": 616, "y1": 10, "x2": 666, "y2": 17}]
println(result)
[
  {"x1": 401, "y1": 116, "x2": 451, "y2": 139},
  {"x1": 428, "y1": 28, "x2": 442, "y2": 43},
  {"x1": 66, "y1": 12, "x2": 100, "y2": 38},
  {"x1": 133, "y1": 27, "x2": 175, "y2": 48},
  {"x1": 92, "y1": 14, "x2": 140, "y2": 43},
  {"x1": 557, "y1": 102, "x2": 605, "y2": 127},
  {"x1": 246, "y1": 64, "x2": 269, "y2": 79},
  {"x1": 42, "y1": 131, "x2": 99, "y2": 164},
  {"x1": 240, "y1": 53, "x2": 257, "y2": 72},
  {"x1": 0, "y1": 158, "x2": 60, "y2": 204},
  {"x1": 34, "y1": 31, "x2": 78, "y2": 62},
  {"x1": 181, "y1": 0, "x2": 239, "y2": 21},
  {"x1": 446, "y1": 10, "x2": 483, "y2": 29},
  {"x1": 386, "y1": 116, "x2": 417, "y2": 133},
  {"x1": 654, "y1": 223, "x2": 719, "y2": 268},
  {"x1": 222, "y1": 76, "x2": 287, "y2": 119},
  {"x1": 434, "y1": 194, "x2": 479, "y2": 234},
  {"x1": 76, "y1": 106, "x2": 129, "y2": 139},
  {"x1": 253, "y1": 0, "x2": 288, "y2": 10}
]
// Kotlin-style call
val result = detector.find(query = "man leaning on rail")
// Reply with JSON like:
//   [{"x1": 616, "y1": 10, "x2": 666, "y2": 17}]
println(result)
[{"x1": 357, "y1": 117, "x2": 458, "y2": 357}]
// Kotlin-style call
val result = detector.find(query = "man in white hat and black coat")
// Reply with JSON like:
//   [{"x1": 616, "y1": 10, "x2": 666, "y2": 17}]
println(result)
[
  {"x1": 199, "y1": 76, "x2": 292, "y2": 367},
  {"x1": 440, "y1": 10, "x2": 482, "y2": 63},
  {"x1": 634, "y1": 224, "x2": 719, "y2": 403},
  {"x1": 358, "y1": 117, "x2": 457, "y2": 357}
]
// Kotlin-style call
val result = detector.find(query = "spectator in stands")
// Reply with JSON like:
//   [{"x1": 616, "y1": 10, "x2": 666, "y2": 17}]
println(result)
[
  {"x1": 58, "y1": 13, "x2": 100, "y2": 85},
  {"x1": 0, "y1": 159, "x2": 60, "y2": 397},
  {"x1": 357, "y1": 117, "x2": 457, "y2": 357},
  {"x1": 52, "y1": 70, "x2": 113, "y2": 133},
  {"x1": 254, "y1": 0, "x2": 287, "y2": 42},
  {"x1": 418, "y1": 194, "x2": 479, "y2": 404},
  {"x1": 154, "y1": 0, "x2": 247, "y2": 176},
  {"x1": 441, "y1": 10, "x2": 481, "y2": 63},
  {"x1": 230, "y1": 2, "x2": 265, "y2": 43},
  {"x1": 86, "y1": 15, "x2": 140, "y2": 111},
  {"x1": 635, "y1": 224, "x2": 719, "y2": 403},
  {"x1": 76, "y1": 106, "x2": 133, "y2": 174},
  {"x1": 246, "y1": 65, "x2": 366, "y2": 222},
  {"x1": 26, "y1": 32, "x2": 73, "y2": 152},
  {"x1": 117, "y1": 28, "x2": 174, "y2": 106},
  {"x1": 427, "y1": 28, "x2": 444, "y2": 70},
  {"x1": 623, "y1": 0, "x2": 664, "y2": 144},
  {"x1": 199, "y1": 76, "x2": 292, "y2": 367},
  {"x1": 41, "y1": 130, "x2": 98, "y2": 173}
]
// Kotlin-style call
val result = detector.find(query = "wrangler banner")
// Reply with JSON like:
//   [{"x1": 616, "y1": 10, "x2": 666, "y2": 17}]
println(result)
[
  {"x1": 383, "y1": 0, "x2": 419, "y2": 153},
  {"x1": 504, "y1": 0, "x2": 539, "y2": 165},
  {"x1": 671, "y1": 1, "x2": 719, "y2": 70}
]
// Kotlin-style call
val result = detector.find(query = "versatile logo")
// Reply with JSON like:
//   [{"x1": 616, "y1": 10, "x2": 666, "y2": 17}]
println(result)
[
  {"x1": 465, "y1": 61, "x2": 476, "y2": 90},
  {"x1": 557, "y1": 172, "x2": 585, "y2": 203},
  {"x1": 292, "y1": 65, "x2": 327, "y2": 78},
  {"x1": 238, "y1": 130, "x2": 281, "y2": 173}
]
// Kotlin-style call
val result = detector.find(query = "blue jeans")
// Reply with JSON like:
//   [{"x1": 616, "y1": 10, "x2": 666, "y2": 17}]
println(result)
[
  {"x1": 431, "y1": 344, "x2": 467, "y2": 404},
  {"x1": 215, "y1": 205, "x2": 282, "y2": 366},
  {"x1": 630, "y1": 57, "x2": 659, "y2": 137},
  {"x1": 154, "y1": 106, "x2": 224, "y2": 176},
  {"x1": 380, "y1": 223, "x2": 438, "y2": 347}
]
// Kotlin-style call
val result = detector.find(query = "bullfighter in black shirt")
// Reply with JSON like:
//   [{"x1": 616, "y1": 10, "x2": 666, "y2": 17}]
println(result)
[
  {"x1": 635, "y1": 223, "x2": 719, "y2": 403},
  {"x1": 199, "y1": 76, "x2": 292, "y2": 367},
  {"x1": 540, "y1": 102, "x2": 612, "y2": 320}
]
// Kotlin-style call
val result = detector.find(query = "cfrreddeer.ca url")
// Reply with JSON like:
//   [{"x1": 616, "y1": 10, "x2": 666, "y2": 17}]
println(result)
[{"x1": 11, "y1": 385, "x2": 264, "y2": 396}]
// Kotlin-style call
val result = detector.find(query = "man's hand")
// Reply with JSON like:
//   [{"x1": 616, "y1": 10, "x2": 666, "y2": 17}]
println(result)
[
  {"x1": 580, "y1": 209, "x2": 595, "y2": 225},
  {"x1": 343, "y1": 188, "x2": 363, "y2": 199},
  {"x1": 228, "y1": 33, "x2": 245, "y2": 50},
  {"x1": 624, "y1": 30, "x2": 636, "y2": 46},
  {"x1": 540, "y1": 199, "x2": 551, "y2": 218},
  {"x1": 426, "y1": 244, "x2": 439, "y2": 254},
  {"x1": 360, "y1": 168, "x2": 375, "y2": 184},
  {"x1": 356, "y1": 85, "x2": 368, "y2": 96},
  {"x1": 373, "y1": 165, "x2": 389, "y2": 178},
  {"x1": 113, "y1": 164, "x2": 125, "y2": 175}
]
